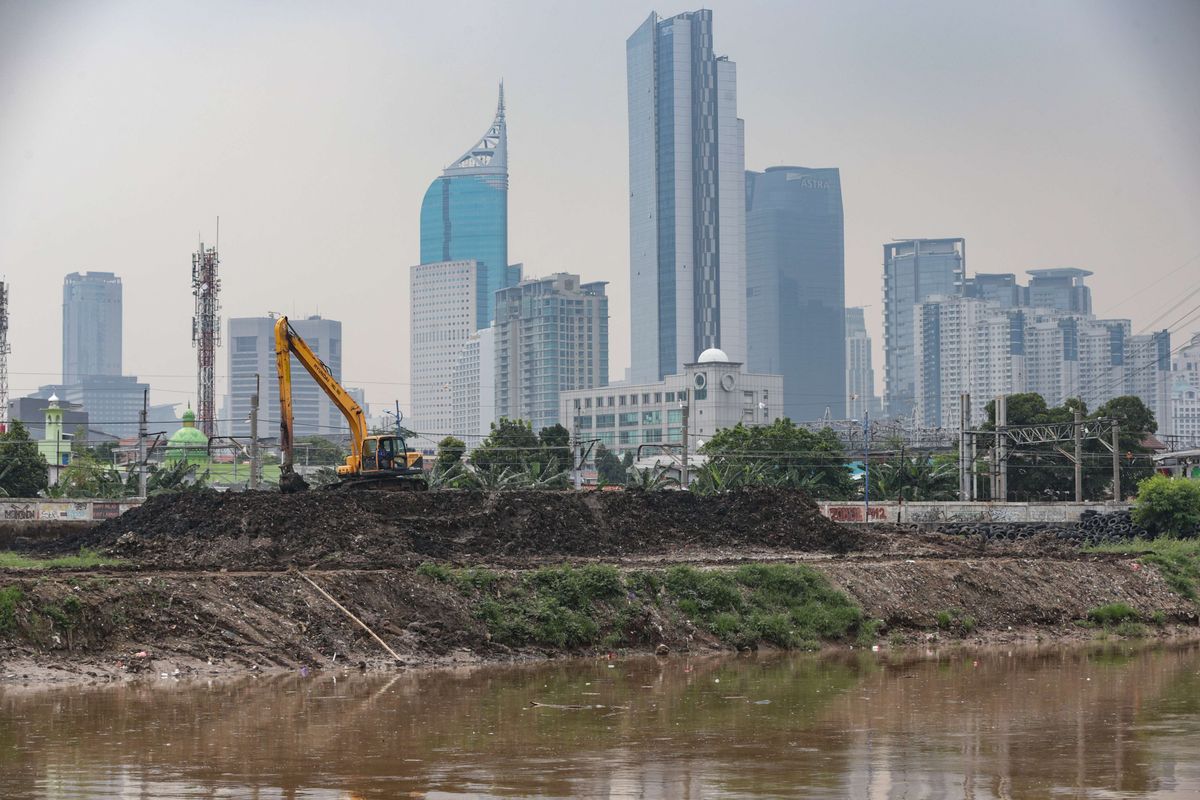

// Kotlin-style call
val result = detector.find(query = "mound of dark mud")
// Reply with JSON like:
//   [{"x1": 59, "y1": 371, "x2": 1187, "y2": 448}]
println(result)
[{"x1": 60, "y1": 488, "x2": 869, "y2": 569}]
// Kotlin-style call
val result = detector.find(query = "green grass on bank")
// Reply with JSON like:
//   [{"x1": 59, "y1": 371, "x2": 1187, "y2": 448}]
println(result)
[
  {"x1": 417, "y1": 561, "x2": 876, "y2": 652},
  {"x1": 1085, "y1": 538, "x2": 1200, "y2": 602},
  {"x1": 0, "y1": 548, "x2": 120, "y2": 570}
]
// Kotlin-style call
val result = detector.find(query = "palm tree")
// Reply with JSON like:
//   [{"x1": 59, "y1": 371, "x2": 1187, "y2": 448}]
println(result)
[{"x1": 626, "y1": 463, "x2": 680, "y2": 491}]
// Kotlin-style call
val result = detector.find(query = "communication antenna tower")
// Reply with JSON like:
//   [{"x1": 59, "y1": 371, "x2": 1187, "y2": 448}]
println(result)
[
  {"x1": 191, "y1": 228, "x2": 222, "y2": 438},
  {"x1": 0, "y1": 280, "x2": 10, "y2": 433}
]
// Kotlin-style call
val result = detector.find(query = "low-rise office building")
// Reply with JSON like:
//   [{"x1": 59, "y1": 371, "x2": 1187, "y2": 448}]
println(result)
[{"x1": 559, "y1": 348, "x2": 783, "y2": 460}]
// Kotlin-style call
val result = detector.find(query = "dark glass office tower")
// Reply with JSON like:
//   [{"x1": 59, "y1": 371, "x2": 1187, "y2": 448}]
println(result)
[{"x1": 745, "y1": 167, "x2": 845, "y2": 420}]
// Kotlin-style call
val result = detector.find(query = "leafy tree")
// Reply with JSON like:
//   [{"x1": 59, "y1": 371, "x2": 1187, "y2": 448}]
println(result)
[
  {"x1": 435, "y1": 436, "x2": 467, "y2": 472},
  {"x1": 55, "y1": 453, "x2": 129, "y2": 498},
  {"x1": 621, "y1": 451, "x2": 634, "y2": 469},
  {"x1": 538, "y1": 423, "x2": 572, "y2": 472},
  {"x1": 0, "y1": 420, "x2": 48, "y2": 498},
  {"x1": 1094, "y1": 395, "x2": 1156, "y2": 499},
  {"x1": 146, "y1": 459, "x2": 209, "y2": 495},
  {"x1": 295, "y1": 435, "x2": 347, "y2": 466},
  {"x1": 595, "y1": 444, "x2": 624, "y2": 485},
  {"x1": 698, "y1": 419, "x2": 854, "y2": 499},
  {"x1": 470, "y1": 418, "x2": 541, "y2": 472},
  {"x1": 981, "y1": 393, "x2": 1156, "y2": 501},
  {"x1": 1131, "y1": 474, "x2": 1200, "y2": 537}
]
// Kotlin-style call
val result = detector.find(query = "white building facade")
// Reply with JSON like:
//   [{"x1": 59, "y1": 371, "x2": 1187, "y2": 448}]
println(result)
[
  {"x1": 560, "y1": 349, "x2": 782, "y2": 460},
  {"x1": 408, "y1": 260, "x2": 478, "y2": 441},
  {"x1": 451, "y1": 326, "x2": 495, "y2": 447}
]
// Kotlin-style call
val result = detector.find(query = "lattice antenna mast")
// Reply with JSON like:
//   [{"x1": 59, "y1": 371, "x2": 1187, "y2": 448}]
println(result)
[
  {"x1": 0, "y1": 280, "x2": 10, "y2": 433},
  {"x1": 191, "y1": 234, "x2": 221, "y2": 438}
]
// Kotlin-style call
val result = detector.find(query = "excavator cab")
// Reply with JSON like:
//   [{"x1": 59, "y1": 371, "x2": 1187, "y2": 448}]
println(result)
[{"x1": 354, "y1": 434, "x2": 423, "y2": 476}]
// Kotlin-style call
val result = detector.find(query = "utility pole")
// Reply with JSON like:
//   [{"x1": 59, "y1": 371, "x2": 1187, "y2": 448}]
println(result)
[
  {"x1": 994, "y1": 394, "x2": 1007, "y2": 502},
  {"x1": 572, "y1": 416, "x2": 582, "y2": 490},
  {"x1": 680, "y1": 400, "x2": 690, "y2": 489},
  {"x1": 863, "y1": 410, "x2": 871, "y2": 520},
  {"x1": 1074, "y1": 408, "x2": 1083, "y2": 503},
  {"x1": 1111, "y1": 422, "x2": 1121, "y2": 501},
  {"x1": 249, "y1": 373, "x2": 260, "y2": 490},
  {"x1": 958, "y1": 393, "x2": 970, "y2": 501},
  {"x1": 137, "y1": 389, "x2": 148, "y2": 498}
]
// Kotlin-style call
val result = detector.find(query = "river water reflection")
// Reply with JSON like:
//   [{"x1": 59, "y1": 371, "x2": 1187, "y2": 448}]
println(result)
[{"x1": 2, "y1": 641, "x2": 1198, "y2": 799}]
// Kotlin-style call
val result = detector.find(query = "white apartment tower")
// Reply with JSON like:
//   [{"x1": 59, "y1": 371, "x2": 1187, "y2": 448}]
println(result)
[
  {"x1": 451, "y1": 326, "x2": 496, "y2": 447},
  {"x1": 408, "y1": 260, "x2": 479, "y2": 440}
]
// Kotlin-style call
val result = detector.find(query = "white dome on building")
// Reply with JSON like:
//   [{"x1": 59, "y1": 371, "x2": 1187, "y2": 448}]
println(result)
[{"x1": 697, "y1": 348, "x2": 731, "y2": 364}]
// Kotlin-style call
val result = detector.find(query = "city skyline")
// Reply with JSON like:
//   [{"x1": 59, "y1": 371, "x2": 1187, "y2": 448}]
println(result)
[{"x1": 1, "y1": 1, "x2": 1197, "y2": 437}]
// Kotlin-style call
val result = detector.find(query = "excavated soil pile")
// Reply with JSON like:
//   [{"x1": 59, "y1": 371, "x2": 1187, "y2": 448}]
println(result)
[{"x1": 58, "y1": 488, "x2": 869, "y2": 569}]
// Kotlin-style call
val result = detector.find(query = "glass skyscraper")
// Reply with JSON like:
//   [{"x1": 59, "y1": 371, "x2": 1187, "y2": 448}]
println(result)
[
  {"x1": 627, "y1": 9, "x2": 746, "y2": 382},
  {"x1": 745, "y1": 167, "x2": 845, "y2": 420},
  {"x1": 882, "y1": 237, "x2": 966, "y2": 417},
  {"x1": 419, "y1": 84, "x2": 517, "y2": 329},
  {"x1": 62, "y1": 271, "x2": 122, "y2": 384}
]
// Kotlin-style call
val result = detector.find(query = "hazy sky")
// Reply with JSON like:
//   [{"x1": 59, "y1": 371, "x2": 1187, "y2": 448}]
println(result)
[{"x1": 2, "y1": 0, "x2": 1198, "y2": 425}]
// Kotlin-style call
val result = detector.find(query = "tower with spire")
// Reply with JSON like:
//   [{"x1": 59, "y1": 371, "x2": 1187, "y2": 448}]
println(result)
[
  {"x1": 410, "y1": 83, "x2": 517, "y2": 440},
  {"x1": 418, "y1": 82, "x2": 515, "y2": 330}
]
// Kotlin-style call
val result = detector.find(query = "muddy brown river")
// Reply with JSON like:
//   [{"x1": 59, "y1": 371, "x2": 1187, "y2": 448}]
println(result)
[{"x1": 2, "y1": 642, "x2": 1198, "y2": 799}]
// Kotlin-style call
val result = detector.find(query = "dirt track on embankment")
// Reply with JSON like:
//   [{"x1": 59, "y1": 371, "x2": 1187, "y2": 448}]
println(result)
[{"x1": 2, "y1": 489, "x2": 1197, "y2": 686}]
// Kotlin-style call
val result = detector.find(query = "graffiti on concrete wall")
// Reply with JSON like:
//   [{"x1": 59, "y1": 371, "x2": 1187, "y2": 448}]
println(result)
[{"x1": 825, "y1": 505, "x2": 890, "y2": 523}]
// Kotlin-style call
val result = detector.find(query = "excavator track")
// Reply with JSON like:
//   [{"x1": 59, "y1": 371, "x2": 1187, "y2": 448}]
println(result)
[{"x1": 325, "y1": 474, "x2": 429, "y2": 492}]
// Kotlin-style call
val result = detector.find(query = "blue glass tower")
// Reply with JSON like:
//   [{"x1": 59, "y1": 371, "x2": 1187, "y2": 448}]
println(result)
[{"x1": 419, "y1": 85, "x2": 517, "y2": 328}]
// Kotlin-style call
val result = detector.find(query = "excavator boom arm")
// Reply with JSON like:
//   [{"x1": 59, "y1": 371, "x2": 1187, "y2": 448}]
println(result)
[{"x1": 274, "y1": 316, "x2": 368, "y2": 471}]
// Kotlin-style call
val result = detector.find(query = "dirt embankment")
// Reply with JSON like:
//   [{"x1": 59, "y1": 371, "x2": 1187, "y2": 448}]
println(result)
[
  {"x1": 2, "y1": 489, "x2": 1197, "y2": 685},
  {"x1": 49, "y1": 488, "x2": 868, "y2": 569}
]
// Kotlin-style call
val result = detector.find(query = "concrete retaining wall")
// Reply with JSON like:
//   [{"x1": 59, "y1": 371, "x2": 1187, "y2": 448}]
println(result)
[
  {"x1": 1, "y1": 499, "x2": 141, "y2": 524},
  {"x1": 816, "y1": 500, "x2": 1131, "y2": 524}
]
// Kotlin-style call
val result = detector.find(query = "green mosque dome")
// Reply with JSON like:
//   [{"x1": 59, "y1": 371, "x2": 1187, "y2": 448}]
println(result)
[{"x1": 167, "y1": 407, "x2": 209, "y2": 463}]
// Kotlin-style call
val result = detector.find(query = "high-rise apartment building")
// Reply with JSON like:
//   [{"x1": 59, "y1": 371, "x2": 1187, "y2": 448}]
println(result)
[
  {"x1": 911, "y1": 292, "x2": 1171, "y2": 431},
  {"x1": 913, "y1": 296, "x2": 1023, "y2": 428},
  {"x1": 227, "y1": 315, "x2": 342, "y2": 438},
  {"x1": 451, "y1": 327, "x2": 496, "y2": 447},
  {"x1": 745, "y1": 167, "x2": 845, "y2": 420},
  {"x1": 1026, "y1": 268, "x2": 1093, "y2": 314},
  {"x1": 494, "y1": 274, "x2": 609, "y2": 431},
  {"x1": 627, "y1": 9, "x2": 746, "y2": 382},
  {"x1": 882, "y1": 238, "x2": 965, "y2": 416},
  {"x1": 409, "y1": 260, "x2": 479, "y2": 440},
  {"x1": 1126, "y1": 331, "x2": 1173, "y2": 435},
  {"x1": 419, "y1": 85, "x2": 517, "y2": 330},
  {"x1": 1172, "y1": 332, "x2": 1200, "y2": 392},
  {"x1": 845, "y1": 307, "x2": 881, "y2": 422},
  {"x1": 62, "y1": 271, "x2": 122, "y2": 384}
]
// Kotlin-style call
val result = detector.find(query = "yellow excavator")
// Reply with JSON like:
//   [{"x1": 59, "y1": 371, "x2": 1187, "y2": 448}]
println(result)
[{"x1": 274, "y1": 316, "x2": 426, "y2": 492}]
